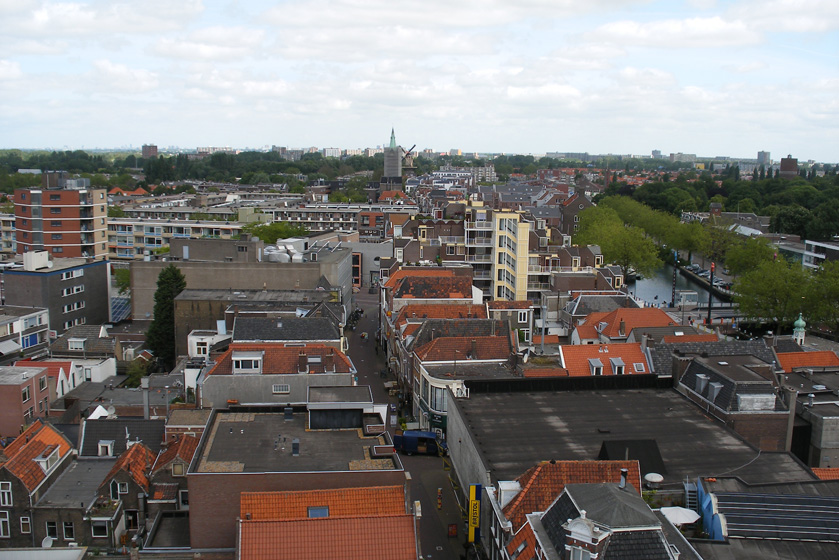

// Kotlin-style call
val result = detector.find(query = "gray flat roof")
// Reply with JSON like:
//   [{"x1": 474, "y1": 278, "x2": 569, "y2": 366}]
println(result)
[
  {"x1": 455, "y1": 389, "x2": 810, "y2": 485},
  {"x1": 194, "y1": 411, "x2": 398, "y2": 473},
  {"x1": 0, "y1": 366, "x2": 47, "y2": 385},
  {"x1": 308, "y1": 386, "x2": 372, "y2": 403},
  {"x1": 37, "y1": 458, "x2": 116, "y2": 508},
  {"x1": 0, "y1": 305, "x2": 47, "y2": 319},
  {"x1": 176, "y1": 289, "x2": 336, "y2": 303},
  {"x1": 697, "y1": 354, "x2": 773, "y2": 383},
  {"x1": 425, "y1": 363, "x2": 517, "y2": 380}
]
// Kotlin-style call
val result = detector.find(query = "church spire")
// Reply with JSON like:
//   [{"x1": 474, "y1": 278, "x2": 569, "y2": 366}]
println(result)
[{"x1": 389, "y1": 128, "x2": 397, "y2": 149}]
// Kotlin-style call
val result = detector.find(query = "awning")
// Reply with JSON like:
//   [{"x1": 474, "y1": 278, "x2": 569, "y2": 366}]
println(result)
[{"x1": 0, "y1": 339, "x2": 22, "y2": 355}]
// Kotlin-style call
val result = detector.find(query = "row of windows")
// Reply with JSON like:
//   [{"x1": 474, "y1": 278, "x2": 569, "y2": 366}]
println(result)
[
  {"x1": 62, "y1": 301, "x2": 85, "y2": 313},
  {"x1": 63, "y1": 317, "x2": 86, "y2": 331},
  {"x1": 61, "y1": 285, "x2": 84, "y2": 297},
  {"x1": 60, "y1": 269, "x2": 84, "y2": 281}
]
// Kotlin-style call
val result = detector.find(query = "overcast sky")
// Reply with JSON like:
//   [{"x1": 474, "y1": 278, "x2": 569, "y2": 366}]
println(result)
[{"x1": 1, "y1": 0, "x2": 837, "y2": 161}]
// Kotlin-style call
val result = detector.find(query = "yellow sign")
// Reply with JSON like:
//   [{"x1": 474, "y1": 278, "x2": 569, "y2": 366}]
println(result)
[{"x1": 469, "y1": 499, "x2": 480, "y2": 528}]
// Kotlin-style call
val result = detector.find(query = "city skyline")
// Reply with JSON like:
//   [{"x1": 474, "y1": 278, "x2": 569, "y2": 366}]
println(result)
[{"x1": 1, "y1": 0, "x2": 837, "y2": 162}]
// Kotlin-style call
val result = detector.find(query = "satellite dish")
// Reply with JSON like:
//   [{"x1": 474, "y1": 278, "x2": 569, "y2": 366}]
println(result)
[
  {"x1": 107, "y1": 405, "x2": 116, "y2": 417},
  {"x1": 42, "y1": 536, "x2": 54, "y2": 548},
  {"x1": 47, "y1": 261, "x2": 54, "y2": 268}
]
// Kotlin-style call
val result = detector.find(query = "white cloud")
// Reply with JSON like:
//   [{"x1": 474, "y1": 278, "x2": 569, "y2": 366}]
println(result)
[
  {"x1": 154, "y1": 26, "x2": 266, "y2": 61},
  {"x1": 730, "y1": 0, "x2": 839, "y2": 33},
  {"x1": 92, "y1": 59, "x2": 159, "y2": 92},
  {"x1": 590, "y1": 16, "x2": 762, "y2": 47},
  {"x1": 0, "y1": 60, "x2": 23, "y2": 80}
]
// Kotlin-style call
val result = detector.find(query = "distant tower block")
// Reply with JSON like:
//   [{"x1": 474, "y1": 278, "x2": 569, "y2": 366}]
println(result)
[
  {"x1": 142, "y1": 144, "x2": 158, "y2": 158},
  {"x1": 383, "y1": 128, "x2": 402, "y2": 180}
]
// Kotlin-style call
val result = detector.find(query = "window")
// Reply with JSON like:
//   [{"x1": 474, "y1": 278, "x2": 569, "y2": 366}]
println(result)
[
  {"x1": 272, "y1": 384, "x2": 290, "y2": 394},
  {"x1": 51, "y1": 233, "x2": 63, "y2": 240},
  {"x1": 22, "y1": 386, "x2": 30, "y2": 403},
  {"x1": 118, "y1": 482, "x2": 128, "y2": 495},
  {"x1": 68, "y1": 338, "x2": 86, "y2": 351},
  {"x1": 51, "y1": 221, "x2": 62, "y2": 227},
  {"x1": 570, "y1": 547, "x2": 591, "y2": 560},
  {"x1": 237, "y1": 246, "x2": 248, "y2": 252},
  {"x1": 430, "y1": 385, "x2": 447, "y2": 412},
  {"x1": 39, "y1": 376, "x2": 47, "y2": 391},
  {"x1": 0, "y1": 512, "x2": 8, "y2": 538},
  {"x1": 172, "y1": 463, "x2": 185, "y2": 477},
  {"x1": 99, "y1": 441, "x2": 114, "y2": 457},
  {"x1": 308, "y1": 506, "x2": 329, "y2": 518},
  {"x1": 195, "y1": 342, "x2": 208, "y2": 356},
  {"x1": 446, "y1": 245, "x2": 455, "y2": 255},
  {"x1": 46, "y1": 521, "x2": 57, "y2": 539},
  {"x1": 53, "y1": 247, "x2": 63, "y2": 253},
  {"x1": 63, "y1": 521, "x2": 74, "y2": 541},
  {"x1": 91, "y1": 520, "x2": 108, "y2": 538},
  {"x1": 50, "y1": 208, "x2": 61, "y2": 214},
  {"x1": 517, "y1": 310, "x2": 528, "y2": 324},
  {"x1": 50, "y1": 194, "x2": 61, "y2": 201},
  {"x1": 20, "y1": 517, "x2": 30, "y2": 534},
  {"x1": 634, "y1": 363, "x2": 646, "y2": 373},
  {"x1": 0, "y1": 482, "x2": 11, "y2": 506}
]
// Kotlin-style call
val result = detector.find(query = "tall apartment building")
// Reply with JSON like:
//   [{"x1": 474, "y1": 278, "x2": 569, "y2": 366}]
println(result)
[
  {"x1": 142, "y1": 144, "x2": 158, "y2": 158},
  {"x1": 14, "y1": 173, "x2": 108, "y2": 259},
  {"x1": 757, "y1": 151, "x2": 771, "y2": 165}
]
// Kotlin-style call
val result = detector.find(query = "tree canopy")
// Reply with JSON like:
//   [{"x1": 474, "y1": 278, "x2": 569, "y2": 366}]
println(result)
[{"x1": 145, "y1": 265, "x2": 187, "y2": 371}]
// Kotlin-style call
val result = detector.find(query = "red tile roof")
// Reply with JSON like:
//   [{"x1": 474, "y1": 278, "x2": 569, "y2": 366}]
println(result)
[
  {"x1": 558, "y1": 343, "x2": 650, "y2": 377},
  {"x1": 812, "y1": 468, "x2": 839, "y2": 481},
  {"x1": 505, "y1": 523, "x2": 538, "y2": 560},
  {"x1": 393, "y1": 276, "x2": 472, "y2": 300},
  {"x1": 207, "y1": 343, "x2": 353, "y2": 376},
  {"x1": 0, "y1": 420, "x2": 74, "y2": 492},
  {"x1": 14, "y1": 359, "x2": 73, "y2": 380},
  {"x1": 582, "y1": 307, "x2": 676, "y2": 339},
  {"x1": 104, "y1": 442, "x2": 156, "y2": 492},
  {"x1": 394, "y1": 304, "x2": 486, "y2": 328},
  {"x1": 152, "y1": 435, "x2": 199, "y2": 474},
  {"x1": 414, "y1": 336, "x2": 512, "y2": 362},
  {"x1": 239, "y1": 516, "x2": 417, "y2": 560},
  {"x1": 384, "y1": 268, "x2": 455, "y2": 289},
  {"x1": 574, "y1": 324, "x2": 599, "y2": 340},
  {"x1": 776, "y1": 351, "x2": 839, "y2": 373},
  {"x1": 502, "y1": 460, "x2": 642, "y2": 531},
  {"x1": 487, "y1": 301, "x2": 531, "y2": 310},
  {"x1": 240, "y1": 486, "x2": 406, "y2": 520},
  {"x1": 532, "y1": 335, "x2": 561, "y2": 344},
  {"x1": 661, "y1": 334, "x2": 719, "y2": 343}
]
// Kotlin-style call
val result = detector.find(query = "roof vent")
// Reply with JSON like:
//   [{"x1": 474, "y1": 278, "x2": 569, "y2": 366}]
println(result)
[
  {"x1": 708, "y1": 382, "x2": 723, "y2": 402},
  {"x1": 695, "y1": 374, "x2": 709, "y2": 395},
  {"x1": 292, "y1": 438, "x2": 300, "y2": 456}
]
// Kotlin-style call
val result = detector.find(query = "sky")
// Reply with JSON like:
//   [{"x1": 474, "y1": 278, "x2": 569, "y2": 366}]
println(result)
[{"x1": 1, "y1": 0, "x2": 837, "y2": 162}]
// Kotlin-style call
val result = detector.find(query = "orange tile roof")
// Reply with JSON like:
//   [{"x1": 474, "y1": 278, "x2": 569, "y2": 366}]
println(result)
[
  {"x1": 502, "y1": 460, "x2": 642, "y2": 531},
  {"x1": 395, "y1": 304, "x2": 486, "y2": 328},
  {"x1": 532, "y1": 335, "x2": 561, "y2": 344},
  {"x1": 776, "y1": 351, "x2": 839, "y2": 373},
  {"x1": 238, "y1": 516, "x2": 417, "y2": 560},
  {"x1": 558, "y1": 343, "x2": 650, "y2": 377},
  {"x1": 207, "y1": 343, "x2": 353, "y2": 376},
  {"x1": 661, "y1": 334, "x2": 719, "y2": 343},
  {"x1": 586, "y1": 307, "x2": 676, "y2": 339},
  {"x1": 392, "y1": 276, "x2": 472, "y2": 300},
  {"x1": 384, "y1": 268, "x2": 455, "y2": 289},
  {"x1": 574, "y1": 324, "x2": 599, "y2": 340},
  {"x1": 14, "y1": 359, "x2": 73, "y2": 380},
  {"x1": 487, "y1": 301, "x2": 531, "y2": 310},
  {"x1": 505, "y1": 523, "x2": 538, "y2": 560},
  {"x1": 414, "y1": 336, "x2": 512, "y2": 362},
  {"x1": 1, "y1": 420, "x2": 74, "y2": 492},
  {"x1": 152, "y1": 435, "x2": 199, "y2": 473},
  {"x1": 104, "y1": 442, "x2": 156, "y2": 492},
  {"x1": 401, "y1": 324, "x2": 421, "y2": 338},
  {"x1": 812, "y1": 468, "x2": 839, "y2": 481},
  {"x1": 240, "y1": 486, "x2": 405, "y2": 520}
]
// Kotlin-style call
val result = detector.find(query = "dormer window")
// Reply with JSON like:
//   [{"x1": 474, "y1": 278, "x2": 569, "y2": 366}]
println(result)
[
  {"x1": 98, "y1": 440, "x2": 114, "y2": 456},
  {"x1": 68, "y1": 338, "x2": 86, "y2": 351},
  {"x1": 232, "y1": 351, "x2": 263, "y2": 374},
  {"x1": 35, "y1": 445, "x2": 61, "y2": 474},
  {"x1": 589, "y1": 358, "x2": 603, "y2": 376},
  {"x1": 610, "y1": 357, "x2": 625, "y2": 375}
]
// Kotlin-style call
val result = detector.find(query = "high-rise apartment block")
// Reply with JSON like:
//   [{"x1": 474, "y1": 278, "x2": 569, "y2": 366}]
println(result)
[
  {"x1": 142, "y1": 144, "x2": 158, "y2": 158},
  {"x1": 14, "y1": 172, "x2": 108, "y2": 259},
  {"x1": 757, "y1": 151, "x2": 771, "y2": 165}
]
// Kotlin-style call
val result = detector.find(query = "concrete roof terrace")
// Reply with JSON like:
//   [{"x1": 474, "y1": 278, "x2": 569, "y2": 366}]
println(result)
[
  {"x1": 193, "y1": 410, "x2": 399, "y2": 474},
  {"x1": 454, "y1": 388, "x2": 810, "y2": 486}
]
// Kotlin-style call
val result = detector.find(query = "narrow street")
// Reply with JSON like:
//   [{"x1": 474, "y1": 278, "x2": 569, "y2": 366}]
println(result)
[{"x1": 348, "y1": 290, "x2": 467, "y2": 560}]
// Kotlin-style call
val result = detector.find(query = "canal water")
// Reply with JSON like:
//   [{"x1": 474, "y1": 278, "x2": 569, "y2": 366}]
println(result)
[{"x1": 629, "y1": 264, "x2": 711, "y2": 309}]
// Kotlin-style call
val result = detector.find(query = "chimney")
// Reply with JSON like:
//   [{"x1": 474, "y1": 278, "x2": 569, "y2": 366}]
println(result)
[
  {"x1": 298, "y1": 352, "x2": 307, "y2": 373},
  {"x1": 619, "y1": 468, "x2": 628, "y2": 490},
  {"x1": 640, "y1": 333, "x2": 649, "y2": 352},
  {"x1": 324, "y1": 349, "x2": 335, "y2": 373},
  {"x1": 808, "y1": 393, "x2": 815, "y2": 407},
  {"x1": 619, "y1": 319, "x2": 626, "y2": 337},
  {"x1": 141, "y1": 376, "x2": 150, "y2": 420}
]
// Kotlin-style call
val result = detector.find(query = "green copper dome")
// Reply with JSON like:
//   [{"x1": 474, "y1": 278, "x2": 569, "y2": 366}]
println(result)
[{"x1": 794, "y1": 313, "x2": 806, "y2": 329}]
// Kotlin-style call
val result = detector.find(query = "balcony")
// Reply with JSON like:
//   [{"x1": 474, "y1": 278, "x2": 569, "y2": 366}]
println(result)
[
  {"x1": 527, "y1": 282, "x2": 551, "y2": 290},
  {"x1": 466, "y1": 238, "x2": 492, "y2": 246},
  {"x1": 439, "y1": 236, "x2": 465, "y2": 244},
  {"x1": 467, "y1": 221, "x2": 493, "y2": 230},
  {"x1": 465, "y1": 255, "x2": 491, "y2": 263}
]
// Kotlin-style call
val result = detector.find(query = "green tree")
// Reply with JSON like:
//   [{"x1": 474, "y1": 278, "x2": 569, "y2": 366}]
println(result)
[
  {"x1": 724, "y1": 237, "x2": 774, "y2": 277},
  {"x1": 574, "y1": 206, "x2": 662, "y2": 277},
  {"x1": 242, "y1": 221, "x2": 308, "y2": 244},
  {"x1": 145, "y1": 265, "x2": 187, "y2": 371},
  {"x1": 807, "y1": 261, "x2": 839, "y2": 334},
  {"x1": 770, "y1": 205, "x2": 811, "y2": 236},
  {"x1": 734, "y1": 259, "x2": 811, "y2": 333},
  {"x1": 108, "y1": 205, "x2": 126, "y2": 218},
  {"x1": 125, "y1": 359, "x2": 149, "y2": 389},
  {"x1": 114, "y1": 268, "x2": 131, "y2": 294}
]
